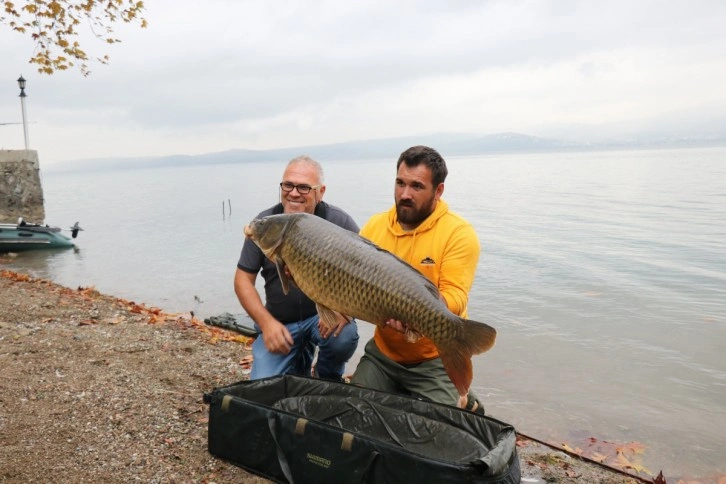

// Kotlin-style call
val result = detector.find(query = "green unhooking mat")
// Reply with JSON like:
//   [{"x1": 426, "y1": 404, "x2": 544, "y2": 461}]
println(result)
[{"x1": 204, "y1": 375, "x2": 520, "y2": 483}]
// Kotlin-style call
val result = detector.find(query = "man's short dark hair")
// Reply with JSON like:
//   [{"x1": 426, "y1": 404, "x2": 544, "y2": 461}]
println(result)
[{"x1": 396, "y1": 145, "x2": 449, "y2": 187}]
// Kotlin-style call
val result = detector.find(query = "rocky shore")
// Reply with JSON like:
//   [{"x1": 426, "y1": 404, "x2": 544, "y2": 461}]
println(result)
[{"x1": 0, "y1": 268, "x2": 652, "y2": 483}]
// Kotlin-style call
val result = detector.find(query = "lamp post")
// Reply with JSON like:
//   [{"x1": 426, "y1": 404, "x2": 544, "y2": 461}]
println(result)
[{"x1": 17, "y1": 75, "x2": 30, "y2": 150}]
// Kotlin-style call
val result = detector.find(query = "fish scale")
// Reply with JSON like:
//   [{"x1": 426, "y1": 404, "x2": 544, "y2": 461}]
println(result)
[{"x1": 244, "y1": 212, "x2": 497, "y2": 397}]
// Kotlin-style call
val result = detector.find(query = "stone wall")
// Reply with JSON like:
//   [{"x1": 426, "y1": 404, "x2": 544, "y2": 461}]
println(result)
[{"x1": 0, "y1": 150, "x2": 45, "y2": 223}]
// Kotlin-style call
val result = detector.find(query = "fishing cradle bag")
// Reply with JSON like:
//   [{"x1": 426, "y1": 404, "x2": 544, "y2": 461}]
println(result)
[{"x1": 204, "y1": 374, "x2": 520, "y2": 483}]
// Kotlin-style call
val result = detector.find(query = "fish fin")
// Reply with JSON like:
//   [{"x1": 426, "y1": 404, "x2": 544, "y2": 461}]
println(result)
[
  {"x1": 439, "y1": 318, "x2": 497, "y2": 397},
  {"x1": 274, "y1": 258, "x2": 291, "y2": 295},
  {"x1": 316, "y1": 303, "x2": 350, "y2": 329},
  {"x1": 259, "y1": 238, "x2": 284, "y2": 261},
  {"x1": 438, "y1": 345, "x2": 473, "y2": 397},
  {"x1": 460, "y1": 317, "x2": 497, "y2": 355}
]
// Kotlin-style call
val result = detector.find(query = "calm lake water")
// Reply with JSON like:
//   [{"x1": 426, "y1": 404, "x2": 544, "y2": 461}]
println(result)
[{"x1": 3, "y1": 147, "x2": 725, "y2": 479}]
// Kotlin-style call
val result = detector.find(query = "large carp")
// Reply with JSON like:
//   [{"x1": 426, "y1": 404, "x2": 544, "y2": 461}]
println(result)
[{"x1": 243, "y1": 212, "x2": 496, "y2": 397}]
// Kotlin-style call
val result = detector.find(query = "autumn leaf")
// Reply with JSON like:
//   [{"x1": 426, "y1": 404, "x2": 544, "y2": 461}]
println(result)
[
  {"x1": 147, "y1": 312, "x2": 177, "y2": 324},
  {"x1": 611, "y1": 451, "x2": 653, "y2": 476},
  {"x1": 515, "y1": 438, "x2": 530, "y2": 448},
  {"x1": 616, "y1": 441, "x2": 647, "y2": 455},
  {"x1": 561, "y1": 443, "x2": 583, "y2": 455},
  {"x1": 127, "y1": 303, "x2": 145, "y2": 314},
  {"x1": 629, "y1": 461, "x2": 653, "y2": 476},
  {"x1": 229, "y1": 335, "x2": 253, "y2": 345},
  {"x1": 147, "y1": 314, "x2": 163, "y2": 324},
  {"x1": 240, "y1": 355, "x2": 253, "y2": 370},
  {"x1": 612, "y1": 452, "x2": 635, "y2": 469},
  {"x1": 590, "y1": 452, "x2": 608, "y2": 463},
  {"x1": 77, "y1": 286, "x2": 101, "y2": 298}
]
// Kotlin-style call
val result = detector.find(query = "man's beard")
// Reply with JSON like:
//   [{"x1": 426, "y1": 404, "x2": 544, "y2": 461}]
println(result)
[{"x1": 396, "y1": 198, "x2": 435, "y2": 227}]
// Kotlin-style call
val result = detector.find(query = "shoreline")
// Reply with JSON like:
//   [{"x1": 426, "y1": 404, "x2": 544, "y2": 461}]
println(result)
[{"x1": 0, "y1": 269, "x2": 653, "y2": 483}]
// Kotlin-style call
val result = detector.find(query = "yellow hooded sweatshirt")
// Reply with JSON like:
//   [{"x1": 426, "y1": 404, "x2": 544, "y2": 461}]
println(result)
[{"x1": 359, "y1": 199, "x2": 481, "y2": 364}]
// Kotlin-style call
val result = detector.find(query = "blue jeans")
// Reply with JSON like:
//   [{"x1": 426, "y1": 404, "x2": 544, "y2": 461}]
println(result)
[{"x1": 250, "y1": 314, "x2": 359, "y2": 381}]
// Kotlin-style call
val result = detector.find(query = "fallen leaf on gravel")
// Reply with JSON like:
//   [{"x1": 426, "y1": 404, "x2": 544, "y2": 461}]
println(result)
[
  {"x1": 230, "y1": 335, "x2": 253, "y2": 345},
  {"x1": 240, "y1": 355, "x2": 254, "y2": 370},
  {"x1": 104, "y1": 316, "x2": 125, "y2": 325},
  {"x1": 1, "y1": 270, "x2": 31, "y2": 281}
]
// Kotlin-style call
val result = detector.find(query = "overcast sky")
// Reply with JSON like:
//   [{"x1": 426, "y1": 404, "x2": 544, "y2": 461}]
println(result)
[{"x1": 2, "y1": 0, "x2": 726, "y2": 165}]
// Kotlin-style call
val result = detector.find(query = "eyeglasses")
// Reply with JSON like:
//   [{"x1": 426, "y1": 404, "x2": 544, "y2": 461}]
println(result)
[{"x1": 279, "y1": 182, "x2": 321, "y2": 194}]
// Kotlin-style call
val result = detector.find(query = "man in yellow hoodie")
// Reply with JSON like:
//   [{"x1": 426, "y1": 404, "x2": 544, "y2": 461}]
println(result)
[{"x1": 350, "y1": 145, "x2": 484, "y2": 411}]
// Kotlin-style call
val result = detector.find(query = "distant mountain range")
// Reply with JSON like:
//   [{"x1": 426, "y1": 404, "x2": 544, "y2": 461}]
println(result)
[{"x1": 46, "y1": 131, "x2": 726, "y2": 173}]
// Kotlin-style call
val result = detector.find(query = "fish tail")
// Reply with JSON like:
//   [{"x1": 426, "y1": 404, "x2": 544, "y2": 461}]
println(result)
[
  {"x1": 439, "y1": 346, "x2": 473, "y2": 397},
  {"x1": 461, "y1": 317, "x2": 497, "y2": 355},
  {"x1": 439, "y1": 318, "x2": 497, "y2": 397}
]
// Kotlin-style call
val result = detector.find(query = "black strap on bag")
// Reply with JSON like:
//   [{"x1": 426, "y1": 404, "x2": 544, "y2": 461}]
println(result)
[{"x1": 268, "y1": 415, "x2": 295, "y2": 483}]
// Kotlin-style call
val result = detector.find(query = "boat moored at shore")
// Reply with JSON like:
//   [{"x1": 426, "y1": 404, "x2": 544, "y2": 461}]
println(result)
[{"x1": 0, "y1": 218, "x2": 82, "y2": 252}]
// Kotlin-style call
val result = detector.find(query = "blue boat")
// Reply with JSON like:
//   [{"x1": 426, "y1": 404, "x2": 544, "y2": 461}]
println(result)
[{"x1": 0, "y1": 218, "x2": 82, "y2": 252}]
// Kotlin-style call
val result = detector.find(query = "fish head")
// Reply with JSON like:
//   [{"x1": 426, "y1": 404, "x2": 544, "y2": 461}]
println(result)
[{"x1": 243, "y1": 214, "x2": 295, "y2": 259}]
